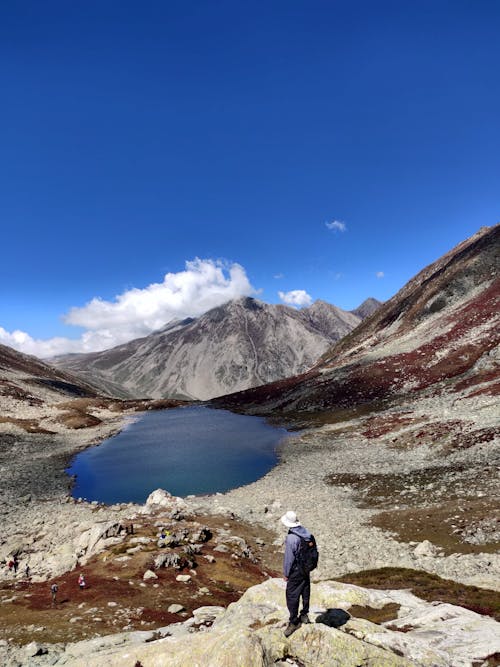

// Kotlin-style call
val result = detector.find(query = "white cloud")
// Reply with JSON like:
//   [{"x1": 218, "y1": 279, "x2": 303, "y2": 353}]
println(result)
[
  {"x1": 376, "y1": 271, "x2": 385, "y2": 278},
  {"x1": 273, "y1": 273, "x2": 284, "y2": 279},
  {"x1": 325, "y1": 219, "x2": 346, "y2": 232},
  {"x1": 278, "y1": 289, "x2": 313, "y2": 308},
  {"x1": 1, "y1": 258, "x2": 257, "y2": 358}
]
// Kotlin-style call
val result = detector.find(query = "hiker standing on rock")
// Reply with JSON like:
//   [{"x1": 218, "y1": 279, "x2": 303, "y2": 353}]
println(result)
[
  {"x1": 281, "y1": 510, "x2": 318, "y2": 637},
  {"x1": 78, "y1": 573, "x2": 86, "y2": 590}
]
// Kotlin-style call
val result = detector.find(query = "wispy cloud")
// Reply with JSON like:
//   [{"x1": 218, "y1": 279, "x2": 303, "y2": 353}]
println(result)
[
  {"x1": 273, "y1": 273, "x2": 284, "y2": 279},
  {"x1": 376, "y1": 271, "x2": 385, "y2": 278},
  {"x1": 325, "y1": 219, "x2": 346, "y2": 232},
  {"x1": 278, "y1": 289, "x2": 313, "y2": 308},
  {"x1": 0, "y1": 258, "x2": 257, "y2": 358}
]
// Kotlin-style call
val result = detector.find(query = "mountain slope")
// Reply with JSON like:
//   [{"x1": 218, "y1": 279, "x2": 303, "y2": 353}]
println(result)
[
  {"x1": 0, "y1": 343, "x2": 105, "y2": 432},
  {"x1": 214, "y1": 224, "x2": 499, "y2": 415},
  {"x1": 0, "y1": 343, "x2": 98, "y2": 403},
  {"x1": 351, "y1": 297, "x2": 383, "y2": 320},
  {"x1": 52, "y1": 298, "x2": 377, "y2": 401}
]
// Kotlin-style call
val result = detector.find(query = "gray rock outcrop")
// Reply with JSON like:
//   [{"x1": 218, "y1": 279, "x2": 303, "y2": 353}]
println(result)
[{"x1": 2, "y1": 578, "x2": 498, "y2": 666}]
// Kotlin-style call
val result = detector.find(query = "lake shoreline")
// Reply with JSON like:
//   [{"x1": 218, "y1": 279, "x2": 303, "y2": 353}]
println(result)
[
  {"x1": 1, "y1": 401, "x2": 499, "y2": 594},
  {"x1": 66, "y1": 405, "x2": 288, "y2": 503}
]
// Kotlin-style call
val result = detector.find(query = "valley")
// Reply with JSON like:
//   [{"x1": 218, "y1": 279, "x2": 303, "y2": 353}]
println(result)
[{"x1": 0, "y1": 224, "x2": 498, "y2": 666}]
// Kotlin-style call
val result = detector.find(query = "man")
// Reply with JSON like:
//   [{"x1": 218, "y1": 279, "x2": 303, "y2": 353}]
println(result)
[
  {"x1": 281, "y1": 510, "x2": 312, "y2": 637},
  {"x1": 50, "y1": 583, "x2": 58, "y2": 605}
]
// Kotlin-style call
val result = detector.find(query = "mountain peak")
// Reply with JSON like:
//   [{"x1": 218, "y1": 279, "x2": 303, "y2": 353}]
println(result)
[
  {"x1": 216, "y1": 224, "x2": 499, "y2": 414},
  {"x1": 52, "y1": 296, "x2": 364, "y2": 400},
  {"x1": 351, "y1": 297, "x2": 383, "y2": 320}
]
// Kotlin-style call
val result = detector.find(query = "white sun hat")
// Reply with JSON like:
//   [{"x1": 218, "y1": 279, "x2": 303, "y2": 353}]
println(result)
[{"x1": 280, "y1": 511, "x2": 301, "y2": 528}]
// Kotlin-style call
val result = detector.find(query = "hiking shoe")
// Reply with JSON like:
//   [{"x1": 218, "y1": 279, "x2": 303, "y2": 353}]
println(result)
[
  {"x1": 284, "y1": 621, "x2": 301, "y2": 637},
  {"x1": 299, "y1": 612, "x2": 311, "y2": 624}
]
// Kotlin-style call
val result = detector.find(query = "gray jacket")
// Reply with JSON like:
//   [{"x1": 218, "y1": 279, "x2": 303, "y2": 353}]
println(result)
[{"x1": 283, "y1": 525, "x2": 312, "y2": 577}]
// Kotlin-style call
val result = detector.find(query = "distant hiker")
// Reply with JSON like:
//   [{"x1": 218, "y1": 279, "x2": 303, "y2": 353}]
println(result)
[
  {"x1": 13, "y1": 555, "x2": 19, "y2": 573},
  {"x1": 25, "y1": 564, "x2": 30, "y2": 579},
  {"x1": 7, "y1": 559, "x2": 14, "y2": 573},
  {"x1": 78, "y1": 573, "x2": 86, "y2": 590},
  {"x1": 281, "y1": 510, "x2": 318, "y2": 637},
  {"x1": 51, "y1": 583, "x2": 58, "y2": 604}
]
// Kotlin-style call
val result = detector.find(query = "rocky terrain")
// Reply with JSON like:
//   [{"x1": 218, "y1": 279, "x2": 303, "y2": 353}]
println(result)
[
  {"x1": 51, "y1": 297, "x2": 380, "y2": 400},
  {"x1": 215, "y1": 225, "x2": 499, "y2": 416},
  {"x1": 3, "y1": 576, "x2": 499, "y2": 666},
  {"x1": 0, "y1": 226, "x2": 498, "y2": 665},
  {"x1": 210, "y1": 225, "x2": 499, "y2": 579}
]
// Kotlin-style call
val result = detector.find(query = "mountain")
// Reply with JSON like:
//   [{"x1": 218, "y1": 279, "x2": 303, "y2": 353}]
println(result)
[
  {"x1": 214, "y1": 224, "x2": 500, "y2": 418},
  {"x1": 350, "y1": 297, "x2": 383, "y2": 320},
  {"x1": 0, "y1": 343, "x2": 102, "y2": 432},
  {"x1": 52, "y1": 298, "x2": 378, "y2": 401},
  {"x1": 0, "y1": 343, "x2": 98, "y2": 403}
]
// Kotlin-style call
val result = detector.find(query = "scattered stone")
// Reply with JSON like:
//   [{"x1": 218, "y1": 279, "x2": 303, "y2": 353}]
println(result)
[
  {"x1": 213, "y1": 544, "x2": 229, "y2": 553},
  {"x1": 176, "y1": 574, "x2": 191, "y2": 583},
  {"x1": 23, "y1": 641, "x2": 46, "y2": 657},
  {"x1": 414, "y1": 540, "x2": 439, "y2": 558},
  {"x1": 154, "y1": 552, "x2": 181, "y2": 569},
  {"x1": 168, "y1": 604, "x2": 185, "y2": 613},
  {"x1": 143, "y1": 569, "x2": 158, "y2": 581},
  {"x1": 129, "y1": 536, "x2": 151, "y2": 545},
  {"x1": 126, "y1": 545, "x2": 142, "y2": 555}
]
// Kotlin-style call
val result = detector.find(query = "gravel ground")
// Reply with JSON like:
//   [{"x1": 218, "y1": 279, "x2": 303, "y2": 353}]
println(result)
[
  {"x1": 188, "y1": 405, "x2": 500, "y2": 591},
  {"x1": 1, "y1": 394, "x2": 499, "y2": 592}
]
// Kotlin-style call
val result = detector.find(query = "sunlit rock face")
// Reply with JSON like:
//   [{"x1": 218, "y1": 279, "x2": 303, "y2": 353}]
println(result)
[
  {"x1": 215, "y1": 224, "x2": 499, "y2": 416},
  {"x1": 52, "y1": 297, "x2": 379, "y2": 400},
  {"x1": 3, "y1": 578, "x2": 498, "y2": 666}
]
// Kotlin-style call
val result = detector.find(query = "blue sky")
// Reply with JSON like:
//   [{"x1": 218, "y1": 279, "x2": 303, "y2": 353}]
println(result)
[{"x1": 1, "y1": 1, "x2": 499, "y2": 356}]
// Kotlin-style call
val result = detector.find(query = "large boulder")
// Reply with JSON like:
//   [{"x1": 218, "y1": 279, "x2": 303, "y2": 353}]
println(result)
[
  {"x1": 16, "y1": 577, "x2": 499, "y2": 666},
  {"x1": 5, "y1": 578, "x2": 498, "y2": 666},
  {"x1": 144, "y1": 489, "x2": 187, "y2": 511},
  {"x1": 76, "y1": 521, "x2": 124, "y2": 560}
]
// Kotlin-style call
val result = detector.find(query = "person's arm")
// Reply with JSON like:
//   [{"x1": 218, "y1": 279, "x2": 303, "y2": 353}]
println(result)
[{"x1": 283, "y1": 533, "x2": 299, "y2": 579}]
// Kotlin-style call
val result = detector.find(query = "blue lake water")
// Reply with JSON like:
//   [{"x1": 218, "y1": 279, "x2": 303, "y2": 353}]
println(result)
[{"x1": 66, "y1": 405, "x2": 289, "y2": 504}]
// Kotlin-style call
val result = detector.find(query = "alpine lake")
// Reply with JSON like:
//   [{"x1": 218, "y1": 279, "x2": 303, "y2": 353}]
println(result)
[{"x1": 66, "y1": 405, "x2": 290, "y2": 504}]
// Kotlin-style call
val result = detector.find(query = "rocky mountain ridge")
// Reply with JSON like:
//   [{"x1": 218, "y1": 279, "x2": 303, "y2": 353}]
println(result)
[
  {"x1": 51, "y1": 297, "x2": 380, "y2": 401},
  {"x1": 0, "y1": 343, "x2": 103, "y2": 433},
  {"x1": 215, "y1": 224, "x2": 499, "y2": 416}
]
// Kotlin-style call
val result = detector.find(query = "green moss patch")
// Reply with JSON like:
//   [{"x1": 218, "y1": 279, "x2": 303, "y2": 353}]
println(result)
[
  {"x1": 338, "y1": 567, "x2": 500, "y2": 621},
  {"x1": 348, "y1": 602, "x2": 401, "y2": 624}
]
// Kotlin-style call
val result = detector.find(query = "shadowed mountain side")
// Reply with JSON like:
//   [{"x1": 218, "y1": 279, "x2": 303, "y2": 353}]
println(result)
[
  {"x1": 52, "y1": 298, "x2": 380, "y2": 401},
  {"x1": 0, "y1": 343, "x2": 100, "y2": 404},
  {"x1": 212, "y1": 224, "x2": 499, "y2": 415}
]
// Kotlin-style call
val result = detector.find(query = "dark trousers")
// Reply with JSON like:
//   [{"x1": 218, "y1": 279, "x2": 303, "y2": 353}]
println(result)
[{"x1": 286, "y1": 566, "x2": 310, "y2": 624}]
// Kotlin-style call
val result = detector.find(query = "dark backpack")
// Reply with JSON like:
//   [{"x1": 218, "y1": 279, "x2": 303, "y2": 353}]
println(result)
[{"x1": 290, "y1": 530, "x2": 319, "y2": 574}]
